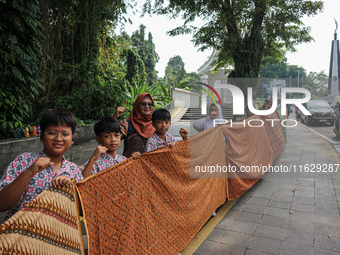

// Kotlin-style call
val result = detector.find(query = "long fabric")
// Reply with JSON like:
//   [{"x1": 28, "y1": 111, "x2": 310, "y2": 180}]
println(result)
[
  {"x1": 77, "y1": 114, "x2": 285, "y2": 254},
  {"x1": 220, "y1": 112, "x2": 286, "y2": 200},
  {"x1": 77, "y1": 128, "x2": 227, "y2": 255},
  {"x1": 0, "y1": 182, "x2": 84, "y2": 255},
  {"x1": 0, "y1": 112, "x2": 285, "y2": 255}
]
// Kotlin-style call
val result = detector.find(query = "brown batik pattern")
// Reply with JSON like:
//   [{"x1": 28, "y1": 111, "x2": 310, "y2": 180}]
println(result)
[
  {"x1": 0, "y1": 181, "x2": 84, "y2": 255},
  {"x1": 77, "y1": 139, "x2": 227, "y2": 255}
]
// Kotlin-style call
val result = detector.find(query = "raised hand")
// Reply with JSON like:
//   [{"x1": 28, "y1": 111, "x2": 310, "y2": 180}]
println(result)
[
  {"x1": 179, "y1": 127, "x2": 189, "y2": 140},
  {"x1": 91, "y1": 146, "x2": 108, "y2": 161},
  {"x1": 113, "y1": 106, "x2": 126, "y2": 120},
  {"x1": 27, "y1": 157, "x2": 54, "y2": 177}
]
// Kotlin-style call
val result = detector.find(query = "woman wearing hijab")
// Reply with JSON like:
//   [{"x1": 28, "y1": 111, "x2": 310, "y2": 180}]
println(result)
[
  {"x1": 113, "y1": 93, "x2": 156, "y2": 158},
  {"x1": 193, "y1": 103, "x2": 223, "y2": 132},
  {"x1": 262, "y1": 99, "x2": 272, "y2": 110}
]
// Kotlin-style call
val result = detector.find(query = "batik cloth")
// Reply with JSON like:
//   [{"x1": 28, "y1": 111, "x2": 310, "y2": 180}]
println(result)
[{"x1": 0, "y1": 182, "x2": 84, "y2": 255}]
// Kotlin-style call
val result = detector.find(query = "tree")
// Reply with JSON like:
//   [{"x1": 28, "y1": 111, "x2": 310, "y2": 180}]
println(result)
[
  {"x1": 169, "y1": 55, "x2": 187, "y2": 82},
  {"x1": 0, "y1": 0, "x2": 43, "y2": 139},
  {"x1": 304, "y1": 70, "x2": 328, "y2": 96},
  {"x1": 144, "y1": 0, "x2": 323, "y2": 94},
  {"x1": 260, "y1": 58, "x2": 290, "y2": 78},
  {"x1": 131, "y1": 24, "x2": 159, "y2": 86}
]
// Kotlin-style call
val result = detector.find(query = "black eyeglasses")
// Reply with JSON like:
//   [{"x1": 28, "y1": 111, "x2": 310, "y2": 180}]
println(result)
[
  {"x1": 44, "y1": 131, "x2": 72, "y2": 141},
  {"x1": 140, "y1": 102, "x2": 154, "y2": 108}
]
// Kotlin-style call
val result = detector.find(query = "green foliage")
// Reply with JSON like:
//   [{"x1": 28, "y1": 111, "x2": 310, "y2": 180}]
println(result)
[
  {"x1": 125, "y1": 48, "x2": 146, "y2": 82},
  {"x1": 121, "y1": 77, "x2": 171, "y2": 119},
  {"x1": 0, "y1": 1, "x2": 170, "y2": 139},
  {"x1": 0, "y1": 0, "x2": 43, "y2": 139},
  {"x1": 130, "y1": 24, "x2": 159, "y2": 86},
  {"x1": 304, "y1": 70, "x2": 328, "y2": 96},
  {"x1": 145, "y1": 0, "x2": 324, "y2": 94},
  {"x1": 163, "y1": 55, "x2": 200, "y2": 93}
]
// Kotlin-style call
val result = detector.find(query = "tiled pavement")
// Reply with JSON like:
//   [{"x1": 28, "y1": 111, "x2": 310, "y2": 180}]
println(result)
[{"x1": 194, "y1": 123, "x2": 340, "y2": 255}]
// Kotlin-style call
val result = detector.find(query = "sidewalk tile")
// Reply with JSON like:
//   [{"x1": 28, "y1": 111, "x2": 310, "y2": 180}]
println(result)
[
  {"x1": 206, "y1": 228, "x2": 225, "y2": 242},
  {"x1": 290, "y1": 202, "x2": 314, "y2": 213},
  {"x1": 210, "y1": 243, "x2": 246, "y2": 255},
  {"x1": 242, "y1": 203, "x2": 267, "y2": 214},
  {"x1": 194, "y1": 239, "x2": 218, "y2": 255},
  {"x1": 227, "y1": 220, "x2": 258, "y2": 235},
  {"x1": 247, "y1": 197, "x2": 270, "y2": 206},
  {"x1": 264, "y1": 207, "x2": 290, "y2": 218},
  {"x1": 267, "y1": 201, "x2": 291, "y2": 210},
  {"x1": 293, "y1": 190, "x2": 315, "y2": 199},
  {"x1": 253, "y1": 225, "x2": 285, "y2": 240},
  {"x1": 248, "y1": 236, "x2": 281, "y2": 254},
  {"x1": 280, "y1": 241, "x2": 313, "y2": 255},
  {"x1": 314, "y1": 234, "x2": 340, "y2": 252},
  {"x1": 292, "y1": 196, "x2": 314, "y2": 205},
  {"x1": 259, "y1": 215, "x2": 287, "y2": 229},
  {"x1": 286, "y1": 218, "x2": 313, "y2": 233},
  {"x1": 283, "y1": 229, "x2": 313, "y2": 246},
  {"x1": 314, "y1": 223, "x2": 340, "y2": 238},
  {"x1": 235, "y1": 211, "x2": 263, "y2": 224},
  {"x1": 314, "y1": 215, "x2": 340, "y2": 225},
  {"x1": 245, "y1": 250, "x2": 275, "y2": 255},
  {"x1": 219, "y1": 231, "x2": 252, "y2": 248},
  {"x1": 313, "y1": 247, "x2": 340, "y2": 255}
]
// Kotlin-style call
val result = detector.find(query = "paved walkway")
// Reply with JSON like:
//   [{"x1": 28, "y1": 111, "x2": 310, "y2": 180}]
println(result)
[{"x1": 191, "y1": 121, "x2": 340, "y2": 255}]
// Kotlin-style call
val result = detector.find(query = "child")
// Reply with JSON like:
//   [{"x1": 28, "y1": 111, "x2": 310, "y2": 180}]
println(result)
[
  {"x1": 82, "y1": 118, "x2": 139, "y2": 178},
  {"x1": 146, "y1": 108, "x2": 189, "y2": 152},
  {"x1": 0, "y1": 108, "x2": 83, "y2": 220}
]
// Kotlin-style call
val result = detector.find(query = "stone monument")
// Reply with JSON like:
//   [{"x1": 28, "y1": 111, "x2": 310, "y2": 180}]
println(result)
[{"x1": 329, "y1": 19, "x2": 340, "y2": 104}]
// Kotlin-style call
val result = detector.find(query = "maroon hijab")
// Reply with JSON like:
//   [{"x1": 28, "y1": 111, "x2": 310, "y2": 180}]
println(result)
[{"x1": 128, "y1": 93, "x2": 156, "y2": 139}]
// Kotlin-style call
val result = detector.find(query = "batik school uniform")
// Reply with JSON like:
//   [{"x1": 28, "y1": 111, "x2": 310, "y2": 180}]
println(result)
[
  {"x1": 0, "y1": 152, "x2": 83, "y2": 220},
  {"x1": 146, "y1": 132, "x2": 176, "y2": 152},
  {"x1": 83, "y1": 153, "x2": 127, "y2": 176}
]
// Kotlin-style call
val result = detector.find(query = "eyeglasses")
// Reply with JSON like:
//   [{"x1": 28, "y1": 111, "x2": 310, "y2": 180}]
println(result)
[
  {"x1": 44, "y1": 131, "x2": 73, "y2": 141},
  {"x1": 140, "y1": 102, "x2": 154, "y2": 108}
]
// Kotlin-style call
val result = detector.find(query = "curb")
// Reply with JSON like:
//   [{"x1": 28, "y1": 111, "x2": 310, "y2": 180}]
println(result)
[{"x1": 298, "y1": 121, "x2": 340, "y2": 158}]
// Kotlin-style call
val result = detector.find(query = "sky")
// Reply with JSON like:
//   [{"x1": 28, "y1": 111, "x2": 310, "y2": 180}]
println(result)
[{"x1": 117, "y1": 0, "x2": 340, "y2": 77}]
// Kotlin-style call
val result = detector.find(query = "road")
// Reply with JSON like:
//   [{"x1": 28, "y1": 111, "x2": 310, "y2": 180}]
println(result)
[{"x1": 292, "y1": 112, "x2": 340, "y2": 143}]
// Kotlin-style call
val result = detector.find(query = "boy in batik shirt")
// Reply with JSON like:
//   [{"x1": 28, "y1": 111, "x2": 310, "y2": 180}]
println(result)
[
  {"x1": 82, "y1": 118, "x2": 140, "y2": 178},
  {"x1": 146, "y1": 108, "x2": 189, "y2": 152},
  {"x1": 0, "y1": 108, "x2": 83, "y2": 220}
]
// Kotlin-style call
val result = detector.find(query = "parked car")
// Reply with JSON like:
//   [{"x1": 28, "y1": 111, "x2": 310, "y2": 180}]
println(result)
[{"x1": 300, "y1": 100, "x2": 333, "y2": 126}]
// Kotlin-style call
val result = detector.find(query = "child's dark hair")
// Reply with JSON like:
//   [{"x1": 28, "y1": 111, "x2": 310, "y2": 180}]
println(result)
[
  {"x1": 152, "y1": 108, "x2": 171, "y2": 122},
  {"x1": 40, "y1": 108, "x2": 77, "y2": 136},
  {"x1": 94, "y1": 117, "x2": 121, "y2": 136}
]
